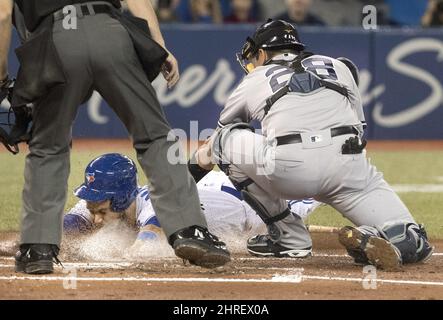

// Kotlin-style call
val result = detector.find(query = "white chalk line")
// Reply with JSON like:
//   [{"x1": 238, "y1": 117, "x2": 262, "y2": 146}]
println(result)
[
  {"x1": 302, "y1": 275, "x2": 443, "y2": 286},
  {"x1": 0, "y1": 275, "x2": 302, "y2": 284},
  {"x1": 392, "y1": 184, "x2": 443, "y2": 193},
  {"x1": 0, "y1": 255, "x2": 442, "y2": 286},
  {"x1": 0, "y1": 259, "x2": 141, "y2": 268},
  {"x1": 237, "y1": 253, "x2": 443, "y2": 260},
  {"x1": 0, "y1": 262, "x2": 134, "y2": 269},
  {"x1": 0, "y1": 274, "x2": 443, "y2": 287}
]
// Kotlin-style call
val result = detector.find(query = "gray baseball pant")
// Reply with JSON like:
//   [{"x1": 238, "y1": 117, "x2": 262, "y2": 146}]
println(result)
[{"x1": 217, "y1": 129, "x2": 415, "y2": 249}]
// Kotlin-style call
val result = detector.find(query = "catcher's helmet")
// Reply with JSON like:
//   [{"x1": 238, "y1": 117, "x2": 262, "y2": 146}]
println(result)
[
  {"x1": 74, "y1": 153, "x2": 139, "y2": 212},
  {"x1": 237, "y1": 19, "x2": 306, "y2": 73}
]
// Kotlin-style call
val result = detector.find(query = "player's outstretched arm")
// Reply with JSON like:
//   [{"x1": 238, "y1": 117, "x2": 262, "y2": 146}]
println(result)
[
  {"x1": 188, "y1": 137, "x2": 216, "y2": 183},
  {"x1": 63, "y1": 201, "x2": 95, "y2": 234},
  {"x1": 63, "y1": 214, "x2": 94, "y2": 234},
  {"x1": 0, "y1": 0, "x2": 13, "y2": 80},
  {"x1": 127, "y1": 224, "x2": 163, "y2": 257},
  {"x1": 125, "y1": 0, "x2": 179, "y2": 88}
]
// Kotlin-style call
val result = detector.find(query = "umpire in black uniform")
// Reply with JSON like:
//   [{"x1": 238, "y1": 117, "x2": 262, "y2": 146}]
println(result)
[{"x1": 0, "y1": 0, "x2": 230, "y2": 274}]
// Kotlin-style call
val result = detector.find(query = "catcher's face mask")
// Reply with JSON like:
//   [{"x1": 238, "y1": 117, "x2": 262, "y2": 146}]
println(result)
[
  {"x1": 236, "y1": 37, "x2": 259, "y2": 74},
  {"x1": 0, "y1": 78, "x2": 33, "y2": 155}
]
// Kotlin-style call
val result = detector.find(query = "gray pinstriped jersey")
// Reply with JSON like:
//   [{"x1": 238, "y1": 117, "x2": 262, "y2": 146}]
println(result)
[{"x1": 218, "y1": 55, "x2": 365, "y2": 138}]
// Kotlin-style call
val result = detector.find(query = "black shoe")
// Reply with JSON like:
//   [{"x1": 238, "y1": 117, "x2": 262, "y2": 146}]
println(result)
[
  {"x1": 247, "y1": 235, "x2": 312, "y2": 258},
  {"x1": 169, "y1": 226, "x2": 231, "y2": 269},
  {"x1": 15, "y1": 244, "x2": 61, "y2": 274}
]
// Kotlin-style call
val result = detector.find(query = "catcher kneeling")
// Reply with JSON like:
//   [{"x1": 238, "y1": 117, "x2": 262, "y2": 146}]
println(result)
[{"x1": 188, "y1": 20, "x2": 433, "y2": 270}]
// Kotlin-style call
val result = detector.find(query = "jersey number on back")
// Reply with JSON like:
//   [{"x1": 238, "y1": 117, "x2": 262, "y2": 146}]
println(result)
[
  {"x1": 301, "y1": 57, "x2": 338, "y2": 81},
  {"x1": 266, "y1": 57, "x2": 338, "y2": 93},
  {"x1": 266, "y1": 66, "x2": 293, "y2": 93}
]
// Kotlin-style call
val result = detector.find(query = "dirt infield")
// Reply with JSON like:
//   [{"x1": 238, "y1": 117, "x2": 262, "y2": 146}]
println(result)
[
  {"x1": 1, "y1": 232, "x2": 442, "y2": 300},
  {"x1": 1, "y1": 139, "x2": 442, "y2": 300}
]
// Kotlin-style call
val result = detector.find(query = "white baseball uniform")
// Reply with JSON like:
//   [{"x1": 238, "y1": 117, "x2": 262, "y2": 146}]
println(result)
[{"x1": 64, "y1": 171, "x2": 320, "y2": 237}]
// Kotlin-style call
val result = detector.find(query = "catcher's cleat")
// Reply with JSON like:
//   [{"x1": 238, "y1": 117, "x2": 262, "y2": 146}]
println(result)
[
  {"x1": 247, "y1": 235, "x2": 312, "y2": 258},
  {"x1": 169, "y1": 226, "x2": 231, "y2": 269},
  {"x1": 338, "y1": 226, "x2": 370, "y2": 264},
  {"x1": 15, "y1": 244, "x2": 62, "y2": 274},
  {"x1": 339, "y1": 226, "x2": 402, "y2": 270},
  {"x1": 365, "y1": 237, "x2": 402, "y2": 271}
]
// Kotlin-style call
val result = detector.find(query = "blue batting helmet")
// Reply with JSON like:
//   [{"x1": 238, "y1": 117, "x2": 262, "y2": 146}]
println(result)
[{"x1": 74, "y1": 153, "x2": 138, "y2": 212}]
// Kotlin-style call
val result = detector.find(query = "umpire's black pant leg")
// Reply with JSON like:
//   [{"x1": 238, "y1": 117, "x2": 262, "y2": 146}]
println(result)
[
  {"x1": 20, "y1": 20, "x2": 94, "y2": 246},
  {"x1": 90, "y1": 15, "x2": 206, "y2": 238}
]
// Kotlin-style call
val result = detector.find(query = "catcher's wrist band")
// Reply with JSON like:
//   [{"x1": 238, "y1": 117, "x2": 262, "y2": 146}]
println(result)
[{"x1": 188, "y1": 153, "x2": 211, "y2": 183}]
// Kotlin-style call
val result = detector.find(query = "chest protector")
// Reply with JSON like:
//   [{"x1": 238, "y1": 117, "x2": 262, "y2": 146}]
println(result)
[{"x1": 264, "y1": 53, "x2": 349, "y2": 116}]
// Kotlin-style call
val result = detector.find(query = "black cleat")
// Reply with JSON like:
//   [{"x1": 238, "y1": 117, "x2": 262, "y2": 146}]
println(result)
[
  {"x1": 15, "y1": 244, "x2": 61, "y2": 274},
  {"x1": 247, "y1": 235, "x2": 312, "y2": 258},
  {"x1": 169, "y1": 226, "x2": 231, "y2": 269}
]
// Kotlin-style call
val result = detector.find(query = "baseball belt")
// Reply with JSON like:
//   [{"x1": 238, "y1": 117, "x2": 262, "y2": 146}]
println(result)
[
  {"x1": 276, "y1": 126, "x2": 359, "y2": 146},
  {"x1": 52, "y1": 2, "x2": 114, "y2": 21}
]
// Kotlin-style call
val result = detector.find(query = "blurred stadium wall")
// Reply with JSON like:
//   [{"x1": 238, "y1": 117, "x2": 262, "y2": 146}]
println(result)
[{"x1": 2, "y1": 25, "x2": 443, "y2": 140}]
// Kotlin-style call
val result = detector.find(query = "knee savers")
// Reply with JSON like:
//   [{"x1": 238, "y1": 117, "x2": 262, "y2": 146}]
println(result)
[{"x1": 378, "y1": 223, "x2": 433, "y2": 264}]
